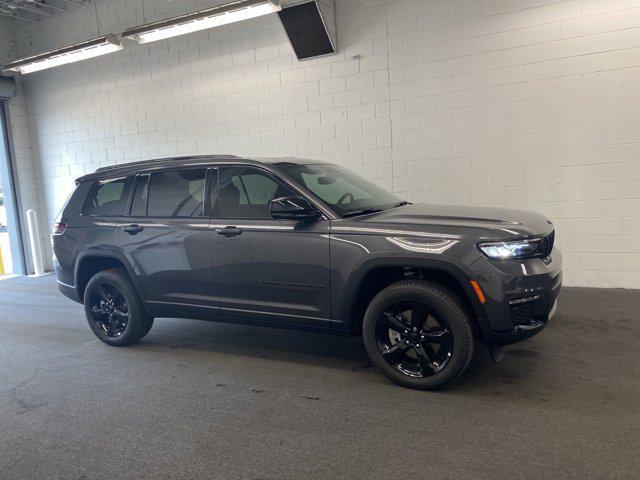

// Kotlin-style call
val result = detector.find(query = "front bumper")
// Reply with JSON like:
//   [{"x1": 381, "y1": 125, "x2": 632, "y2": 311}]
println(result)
[{"x1": 470, "y1": 248, "x2": 563, "y2": 346}]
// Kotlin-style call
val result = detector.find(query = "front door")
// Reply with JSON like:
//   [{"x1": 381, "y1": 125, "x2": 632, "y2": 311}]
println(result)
[
  {"x1": 114, "y1": 168, "x2": 217, "y2": 311},
  {"x1": 211, "y1": 166, "x2": 331, "y2": 325}
]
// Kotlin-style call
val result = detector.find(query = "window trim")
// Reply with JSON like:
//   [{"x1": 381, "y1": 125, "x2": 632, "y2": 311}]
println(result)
[
  {"x1": 126, "y1": 173, "x2": 150, "y2": 217},
  {"x1": 203, "y1": 167, "x2": 215, "y2": 218},
  {"x1": 264, "y1": 165, "x2": 337, "y2": 220},
  {"x1": 122, "y1": 167, "x2": 212, "y2": 219},
  {"x1": 81, "y1": 176, "x2": 134, "y2": 218},
  {"x1": 145, "y1": 166, "x2": 210, "y2": 219},
  {"x1": 213, "y1": 164, "x2": 316, "y2": 221},
  {"x1": 81, "y1": 162, "x2": 338, "y2": 220},
  {"x1": 276, "y1": 163, "x2": 401, "y2": 219}
]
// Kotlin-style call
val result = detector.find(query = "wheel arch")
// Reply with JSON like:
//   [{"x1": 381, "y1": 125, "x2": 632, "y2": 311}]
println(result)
[
  {"x1": 338, "y1": 258, "x2": 487, "y2": 335},
  {"x1": 74, "y1": 250, "x2": 140, "y2": 300}
]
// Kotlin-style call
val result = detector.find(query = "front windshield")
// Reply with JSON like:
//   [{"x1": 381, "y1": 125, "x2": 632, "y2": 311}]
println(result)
[{"x1": 279, "y1": 163, "x2": 403, "y2": 217}]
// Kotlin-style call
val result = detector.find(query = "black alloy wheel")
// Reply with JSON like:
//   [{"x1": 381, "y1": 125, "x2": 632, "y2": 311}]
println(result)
[
  {"x1": 376, "y1": 300, "x2": 453, "y2": 378},
  {"x1": 363, "y1": 280, "x2": 475, "y2": 390},
  {"x1": 87, "y1": 282, "x2": 130, "y2": 338},
  {"x1": 83, "y1": 268, "x2": 154, "y2": 346}
]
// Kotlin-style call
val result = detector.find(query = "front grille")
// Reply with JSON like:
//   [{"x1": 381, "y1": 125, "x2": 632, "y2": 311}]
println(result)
[
  {"x1": 510, "y1": 290, "x2": 557, "y2": 328},
  {"x1": 510, "y1": 302, "x2": 534, "y2": 326}
]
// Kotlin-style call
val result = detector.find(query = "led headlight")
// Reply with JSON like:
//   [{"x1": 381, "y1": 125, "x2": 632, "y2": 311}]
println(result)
[{"x1": 478, "y1": 238, "x2": 542, "y2": 260}]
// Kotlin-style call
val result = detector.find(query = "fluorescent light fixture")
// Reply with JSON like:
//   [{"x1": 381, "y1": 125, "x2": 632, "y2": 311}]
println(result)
[
  {"x1": 2, "y1": 35, "x2": 123, "y2": 75},
  {"x1": 122, "y1": 0, "x2": 281, "y2": 44}
]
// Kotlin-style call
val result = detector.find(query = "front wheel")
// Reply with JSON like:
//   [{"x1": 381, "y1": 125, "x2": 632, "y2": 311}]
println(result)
[
  {"x1": 83, "y1": 268, "x2": 154, "y2": 346},
  {"x1": 362, "y1": 280, "x2": 475, "y2": 390}
]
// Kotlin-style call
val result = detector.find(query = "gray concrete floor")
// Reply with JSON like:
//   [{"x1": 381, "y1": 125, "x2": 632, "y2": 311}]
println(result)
[{"x1": 1, "y1": 275, "x2": 639, "y2": 480}]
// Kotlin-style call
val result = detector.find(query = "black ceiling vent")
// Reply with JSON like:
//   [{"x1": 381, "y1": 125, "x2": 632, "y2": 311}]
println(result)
[
  {"x1": 0, "y1": 76, "x2": 16, "y2": 99},
  {"x1": 278, "y1": 1, "x2": 336, "y2": 60}
]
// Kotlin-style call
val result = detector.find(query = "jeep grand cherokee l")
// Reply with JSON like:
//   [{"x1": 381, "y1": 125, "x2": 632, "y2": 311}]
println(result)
[{"x1": 52, "y1": 155, "x2": 562, "y2": 390}]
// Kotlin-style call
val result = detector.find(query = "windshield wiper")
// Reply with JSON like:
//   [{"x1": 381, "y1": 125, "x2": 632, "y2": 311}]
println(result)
[
  {"x1": 342, "y1": 201, "x2": 411, "y2": 218},
  {"x1": 341, "y1": 208, "x2": 385, "y2": 218}
]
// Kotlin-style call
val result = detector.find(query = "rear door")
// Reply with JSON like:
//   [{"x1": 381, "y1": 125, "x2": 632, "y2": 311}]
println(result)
[
  {"x1": 56, "y1": 176, "x2": 134, "y2": 288},
  {"x1": 114, "y1": 167, "x2": 218, "y2": 312},
  {"x1": 210, "y1": 165, "x2": 331, "y2": 325}
]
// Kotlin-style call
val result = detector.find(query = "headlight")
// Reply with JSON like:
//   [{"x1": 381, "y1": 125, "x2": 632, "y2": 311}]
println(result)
[{"x1": 478, "y1": 238, "x2": 542, "y2": 260}]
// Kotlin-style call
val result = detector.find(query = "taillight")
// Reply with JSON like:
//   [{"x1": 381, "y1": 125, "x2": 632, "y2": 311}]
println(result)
[{"x1": 52, "y1": 222, "x2": 68, "y2": 235}]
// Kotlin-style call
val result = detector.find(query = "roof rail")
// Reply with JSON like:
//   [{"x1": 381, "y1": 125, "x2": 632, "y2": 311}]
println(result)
[{"x1": 94, "y1": 155, "x2": 239, "y2": 173}]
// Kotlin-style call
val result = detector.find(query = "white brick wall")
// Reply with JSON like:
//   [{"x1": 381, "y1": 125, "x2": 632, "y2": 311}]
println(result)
[
  {"x1": 385, "y1": 0, "x2": 640, "y2": 288},
  {"x1": 5, "y1": 82, "x2": 45, "y2": 243},
  {"x1": 0, "y1": 17, "x2": 16, "y2": 65},
  {"x1": 3, "y1": 0, "x2": 640, "y2": 287},
  {"x1": 2, "y1": 16, "x2": 47, "y2": 273}
]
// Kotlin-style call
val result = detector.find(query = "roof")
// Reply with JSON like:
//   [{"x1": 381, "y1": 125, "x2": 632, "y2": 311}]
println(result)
[{"x1": 76, "y1": 155, "x2": 328, "y2": 183}]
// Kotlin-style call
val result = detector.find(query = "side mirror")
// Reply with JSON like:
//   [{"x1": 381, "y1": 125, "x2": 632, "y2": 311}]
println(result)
[{"x1": 269, "y1": 196, "x2": 321, "y2": 221}]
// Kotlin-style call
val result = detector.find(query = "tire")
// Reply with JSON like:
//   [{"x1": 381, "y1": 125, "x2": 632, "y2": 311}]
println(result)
[
  {"x1": 362, "y1": 280, "x2": 475, "y2": 390},
  {"x1": 83, "y1": 268, "x2": 154, "y2": 346}
]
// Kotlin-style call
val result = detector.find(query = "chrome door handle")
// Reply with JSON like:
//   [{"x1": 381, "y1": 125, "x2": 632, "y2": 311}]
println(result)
[{"x1": 215, "y1": 226, "x2": 243, "y2": 237}]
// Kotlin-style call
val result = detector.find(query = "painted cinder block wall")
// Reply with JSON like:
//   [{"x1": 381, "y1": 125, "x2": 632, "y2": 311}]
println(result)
[
  {"x1": 0, "y1": 18, "x2": 16, "y2": 65},
  {"x1": 4, "y1": 0, "x2": 640, "y2": 287},
  {"x1": 2, "y1": 17, "x2": 46, "y2": 275}
]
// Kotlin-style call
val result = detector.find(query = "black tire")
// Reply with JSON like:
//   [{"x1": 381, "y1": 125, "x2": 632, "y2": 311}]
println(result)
[
  {"x1": 83, "y1": 268, "x2": 154, "y2": 346},
  {"x1": 362, "y1": 280, "x2": 475, "y2": 390}
]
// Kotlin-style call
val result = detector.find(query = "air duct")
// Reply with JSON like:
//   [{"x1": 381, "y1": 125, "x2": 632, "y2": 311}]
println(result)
[
  {"x1": 0, "y1": 76, "x2": 16, "y2": 99},
  {"x1": 279, "y1": 0, "x2": 336, "y2": 60}
]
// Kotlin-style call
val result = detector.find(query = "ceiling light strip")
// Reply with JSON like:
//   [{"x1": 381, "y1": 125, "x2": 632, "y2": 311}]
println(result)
[
  {"x1": 2, "y1": 35, "x2": 123, "y2": 74},
  {"x1": 122, "y1": 0, "x2": 281, "y2": 44}
]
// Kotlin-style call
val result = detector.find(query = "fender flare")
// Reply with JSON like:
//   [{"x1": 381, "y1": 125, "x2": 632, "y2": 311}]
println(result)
[
  {"x1": 74, "y1": 249, "x2": 142, "y2": 298},
  {"x1": 336, "y1": 256, "x2": 488, "y2": 329}
]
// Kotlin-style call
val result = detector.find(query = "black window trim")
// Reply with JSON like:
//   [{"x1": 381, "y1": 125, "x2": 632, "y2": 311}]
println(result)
[
  {"x1": 81, "y1": 175, "x2": 134, "y2": 218},
  {"x1": 212, "y1": 164, "x2": 325, "y2": 221},
  {"x1": 264, "y1": 164, "x2": 338, "y2": 220},
  {"x1": 82, "y1": 162, "x2": 337, "y2": 221},
  {"x1": 204, "y1": 167, "x2": 215, "y2": 219},
  {"x1": 128, "y1": 166, "x2": 211, "y2": 219},
  {"x1": 274, "y1": 163, "x2": 398, "y2": 220},
  {"x1": 126, "y1": 173, "x2": 150, "y2": 217}
]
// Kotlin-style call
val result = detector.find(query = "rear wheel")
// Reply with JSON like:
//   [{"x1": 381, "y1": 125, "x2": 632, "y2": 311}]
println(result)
[
  {"x1": 363, "y1": 280, "x2": 475, "y2": 390},
  {"x1": 83, "y1": 268, "x2": 153, "y2": 346}
]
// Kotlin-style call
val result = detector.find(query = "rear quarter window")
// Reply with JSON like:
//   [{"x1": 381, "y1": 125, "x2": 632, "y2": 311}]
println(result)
[{"x1": 82, "y1": 177, "x2": 133, "y2": 217}]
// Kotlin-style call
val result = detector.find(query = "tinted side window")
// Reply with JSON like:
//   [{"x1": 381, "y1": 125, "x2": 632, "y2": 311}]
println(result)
[
  {"x1": 130, "y1": 175, "x2": 149, "y2": 216},
  {"x1": 218, "y1": 167, "x2": 296, "y2": 219},
  {"x1": 83, "y1": 177, "x2": 133, "y2": 216},
  {"x1": 147, "y1": 169, "x2": 206, "y2": 217}
]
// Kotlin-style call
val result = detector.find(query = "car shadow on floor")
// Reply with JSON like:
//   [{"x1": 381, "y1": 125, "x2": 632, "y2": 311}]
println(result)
[
  {"x1": 138, "y1": 317, "x2": 372, "y2": 369},
  {"x1": 132, "y1": 316, "x2": 550, "y2": 396}
]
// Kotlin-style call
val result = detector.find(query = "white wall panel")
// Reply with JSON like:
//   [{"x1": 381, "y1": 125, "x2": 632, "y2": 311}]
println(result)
[{"x1": 1, "y1": 0, "x2": 640, "y2": 287}]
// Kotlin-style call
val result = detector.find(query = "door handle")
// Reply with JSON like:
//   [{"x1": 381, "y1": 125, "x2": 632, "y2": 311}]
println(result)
[
  {"x1": 215, "y1": 226, "x2": 243, "y2": 238},
  {"x1": 122, "y1": 224, "x2": 144, "y2": 235}
]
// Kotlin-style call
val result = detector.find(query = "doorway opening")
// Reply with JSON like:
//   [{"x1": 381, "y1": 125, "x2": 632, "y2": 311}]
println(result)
[
  {"x1": 0, "y1": 175, "x2": 12, "y2": 274},
  {"x1": 0, "y1": 100, "x2": 27, "y2": 276}
]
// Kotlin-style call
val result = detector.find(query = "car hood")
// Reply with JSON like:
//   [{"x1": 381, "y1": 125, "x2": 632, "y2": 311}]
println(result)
[{"x1": 345, "y1": 203, "x2": 554, "y2": 240}]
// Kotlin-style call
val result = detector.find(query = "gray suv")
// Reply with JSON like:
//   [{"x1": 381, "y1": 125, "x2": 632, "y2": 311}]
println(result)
[{"x1": 52, "y1": 155, "x2": 562, "y2": 390}]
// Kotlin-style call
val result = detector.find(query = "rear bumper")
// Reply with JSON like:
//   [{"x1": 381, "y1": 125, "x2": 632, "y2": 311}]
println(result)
[
  {"x1": 470, "y1": 248, "x2": 563, "y2": 346},
  {"x1": 57, "y1": 279, "x2": 82, "y2": 303},
  {"x1": 54, "y1": 256, "x2": 82, "y2": 303}
]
